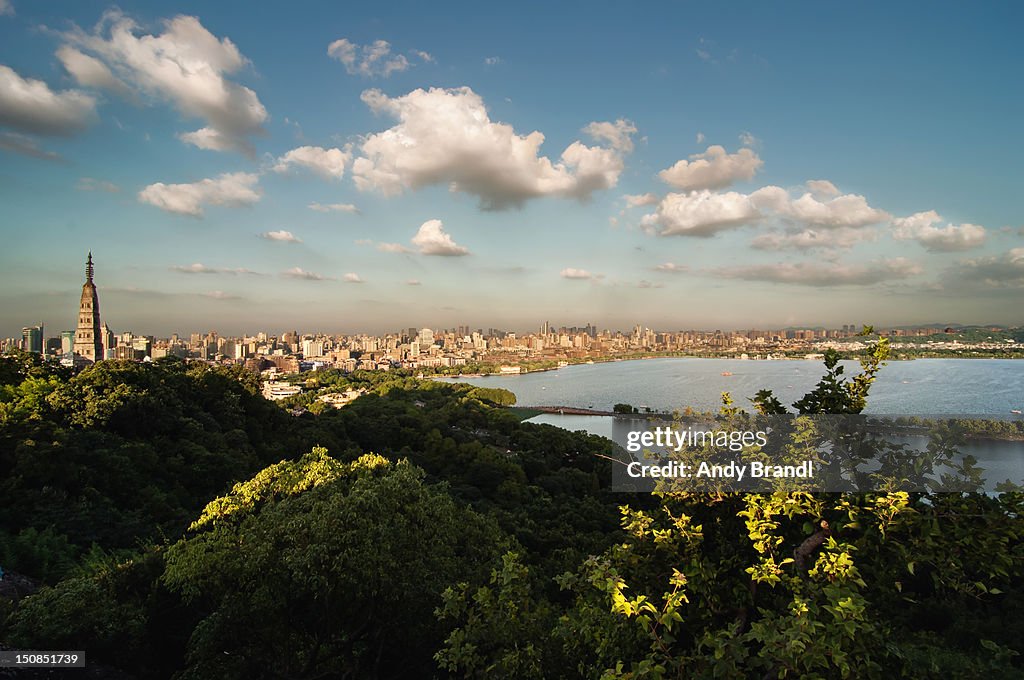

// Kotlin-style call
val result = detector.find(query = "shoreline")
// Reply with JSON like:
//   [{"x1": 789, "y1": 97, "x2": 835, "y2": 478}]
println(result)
[
  {"x1": 523, "y1": 409, "x2": 1024, "y2": 442},
  {"x1": 436, "y1": 353, "x2": 1024, "y2": 380}
]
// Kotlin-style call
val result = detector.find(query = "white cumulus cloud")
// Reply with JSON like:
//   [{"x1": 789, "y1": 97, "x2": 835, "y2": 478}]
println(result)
[
  {"x1": 658, "y1": 145, "x2": 763, "y2": 191},
  {"x1": 273, "y1": 145, "x2": 351, "y2": 179},
  {"x1": 640, "y1": 190, "x2": 760, "y2": 237},
  {"x1": 261, "y1": 230, "x2": 301, "y2": 243},
  {"x1": 55, "y1": 46, "x2": 132, "y2": 99},
  {"x1": 352, "y1": 86, "x2": 630, "y2": 210},
  {"x1": 805, "y1": 179, "x2": 840, "y2": 198},
  {"x1": 892, "y1": 210, "x2": 986, "y2": 252},
  {"x1": 641, "y1": 181, "x2": 888, "y2": 240},
  {"x1": 138, "y1": 172, "x2": 261, "y2": 217},
  {"x1": 750, "y1": 186, "x2": 889, "y2": 228},
  {"x1": 411, "y1": 219, "x2": 470, "y2": 256},
  {"x1": 344, "y1": 272, "x2": 364, "y2": 283},
  {"x1": 60, "y1": 13, "x2": 268, "y2": 155},
  {"x1": 0, "y1": 64, "x2": 96, "y2": 136},
  {"x1": 561, "y1": 268, "x2": 600, "y2": 280}
]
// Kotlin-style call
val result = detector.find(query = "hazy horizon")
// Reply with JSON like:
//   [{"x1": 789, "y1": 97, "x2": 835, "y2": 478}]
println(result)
[{"x1": 7, "y1": 260, "x2": 1020, "y2": 340}]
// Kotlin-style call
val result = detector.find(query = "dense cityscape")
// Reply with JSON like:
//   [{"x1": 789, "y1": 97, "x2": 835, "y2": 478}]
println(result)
[{"x1": 6, "y1": 255, "x2": 1021, "y2": 393}]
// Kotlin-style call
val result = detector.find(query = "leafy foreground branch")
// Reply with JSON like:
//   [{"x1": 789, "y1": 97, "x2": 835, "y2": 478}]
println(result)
[{"x1": 436, "y1": 330, "x2": 1024, "y2": 679}]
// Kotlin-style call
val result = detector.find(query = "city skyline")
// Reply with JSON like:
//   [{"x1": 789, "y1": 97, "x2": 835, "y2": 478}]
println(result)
[
  {"x1": 15, "y1": 255, "x2": 1016, "y2": 373},
  {"x1": 2, "y1": 1, "x2": 1023, "y2": 336},
  {"x1": 9, "y1": 252, "x2": 1017, "y2": 350}
]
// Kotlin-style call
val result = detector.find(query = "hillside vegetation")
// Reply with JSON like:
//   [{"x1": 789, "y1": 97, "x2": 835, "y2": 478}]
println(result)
[{"x1": 0, "y1": 338, "x2": 1021, "y2": 678}]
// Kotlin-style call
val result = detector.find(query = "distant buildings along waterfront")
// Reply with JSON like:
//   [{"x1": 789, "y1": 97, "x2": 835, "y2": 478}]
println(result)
[{"x1": 0, "y1": 256, "x2": 1020, "y2": 376}]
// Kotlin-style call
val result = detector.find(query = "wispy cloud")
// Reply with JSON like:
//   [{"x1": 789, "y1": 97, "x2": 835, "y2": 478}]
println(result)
[
  {"x1": 712, "y1": 258, "x2": 922, "y2": 286},
  {"x1": 308, "y1": 202, "x2": 359, "y2": 214},
  {"x1": 0, "y1": 131, "x2": 63, "y2": 162},
  {"x1": 654, "y1": 262, "x2": 689, "y2": 273},
  {"x1": 942, "y1": 248, "x2": 1024, "y2": 290},
  {"x1": 282, "y1": 267, "x2": 334, "y2": 281},
  {"x1": 377, "y1": 242, "x2": 412, "y2": 254},
  {"x1": 327, "y1": 38, "x2": 431, "y2": 78},
  {"x1": 170, "y1": 263, "x2": 262, "y2": 275},
  {"x1": 624, "y1": 192, "x2": 659, "y2": 208},
  {"x1": 201, "y1": 290, "x2": 242, "y2": 300},
  {"x1": 76, "y1": 177, "x2": 119, "y2": 192}
]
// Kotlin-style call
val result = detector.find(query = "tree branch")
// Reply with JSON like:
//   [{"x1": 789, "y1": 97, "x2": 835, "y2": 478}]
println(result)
[{"x1": 793, "y1": 520, "x2": 831, "y2": 571}]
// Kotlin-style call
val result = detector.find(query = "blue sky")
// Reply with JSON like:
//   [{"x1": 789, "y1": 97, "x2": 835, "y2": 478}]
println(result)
[{"x1": 1, "y1": 0, "x2": 1022, "y2": 336}]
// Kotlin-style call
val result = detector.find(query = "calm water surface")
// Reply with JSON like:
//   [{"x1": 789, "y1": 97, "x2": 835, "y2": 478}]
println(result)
[{"x1": 443, "y1": 358, "x2": 1024, "y2": 416}]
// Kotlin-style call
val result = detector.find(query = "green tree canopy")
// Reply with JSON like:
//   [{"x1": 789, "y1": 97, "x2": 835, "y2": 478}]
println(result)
[{"x1": 162, "y1": 448, "x2": 511, "y2": 679}]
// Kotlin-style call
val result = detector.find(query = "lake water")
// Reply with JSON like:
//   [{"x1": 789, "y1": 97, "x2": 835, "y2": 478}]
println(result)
[
  {"x1": 442, "y1": 358, "x2": 1024, "y2": 416},
  {"x1": 466, "y1": 359, "x2": 1024, "y2": 492},
  {"x1": 522, "y1": 413, "x2": 1023, "y2": 490},
  {"x1": 441, "y1": 359, "x2": 1024, "y2": 490}
]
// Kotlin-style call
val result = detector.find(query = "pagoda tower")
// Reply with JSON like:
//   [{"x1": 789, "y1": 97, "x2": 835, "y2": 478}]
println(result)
[{"x1": 73, "y1": 252, "x2": 103, "y2": 362}]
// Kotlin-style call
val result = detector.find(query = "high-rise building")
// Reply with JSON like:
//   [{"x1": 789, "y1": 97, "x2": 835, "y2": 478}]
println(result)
[
  {"x1": 302, "y1": 338, "x2": 324, "y2": 358},
  {"x1": 101, "y1": 324, "x2": 115, "y2": 358},
  {"x1": 73, "y1": 252, "x2": 103, "y2": 363},
  {"x1": 60, "y1": 330, "x2": 75, "y2": 356},
  {"x1": 22, "y1": 325, "x2": 43, "y2": 353}
]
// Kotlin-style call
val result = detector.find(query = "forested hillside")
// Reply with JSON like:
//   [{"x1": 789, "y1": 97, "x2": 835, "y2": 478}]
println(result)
[{"x1": 1, "y1": 343, "x2": 1021, "y2": 678}]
